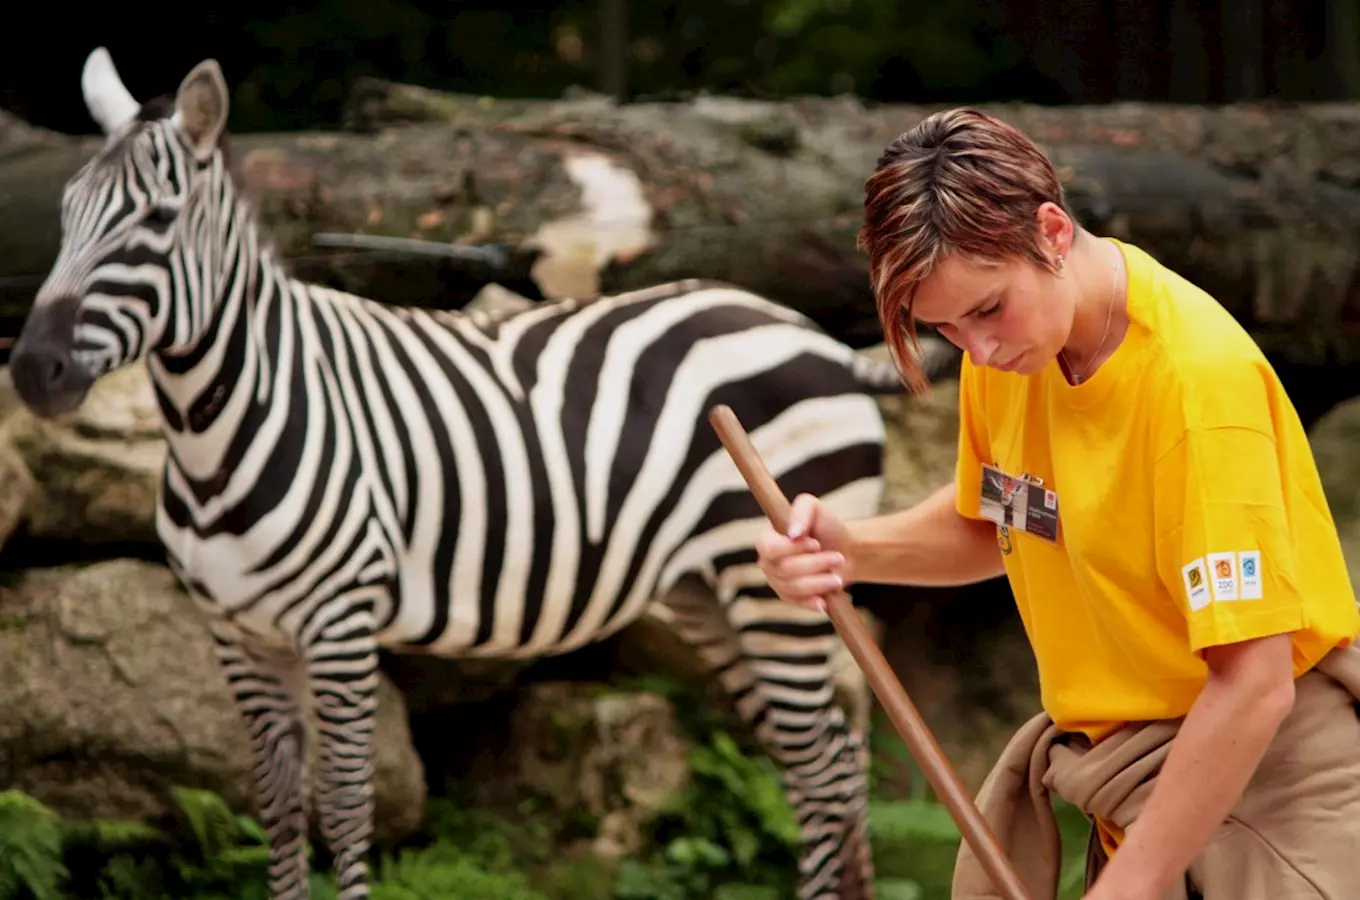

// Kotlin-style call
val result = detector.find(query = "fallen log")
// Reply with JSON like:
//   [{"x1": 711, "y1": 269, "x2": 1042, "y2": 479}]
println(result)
[{"x1": 3, "y1": 85, "x2": 1360, "y2": 387}]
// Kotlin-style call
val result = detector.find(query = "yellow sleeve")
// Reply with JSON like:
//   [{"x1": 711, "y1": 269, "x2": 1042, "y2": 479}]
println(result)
[
  {"x1": 1154, "y1": 424, "x2": 1305, "y2": 653},
  {"x1": 954, "y1": 358, "x2": 989, "y2": 520}
]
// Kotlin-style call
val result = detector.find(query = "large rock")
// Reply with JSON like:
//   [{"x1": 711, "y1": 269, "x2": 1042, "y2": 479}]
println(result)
[
  {"x1": 462, "y1": 681, "x2": 692, "y2": 860},
  {"x1": 0, "y1": 368, "x2": 34, "y2": 549},
  {"x1": 0, "y1": 558, "x2": 426, "y2": 847},
  {"x1": 1, "y1": 361, "x2": 163, "y2": 549},
  {"x1": 0, "y1": 366, "x2": 15, "y2": 423},
  {"x1": 0, "y1": 438, "x2": 33, "y2": 552}
]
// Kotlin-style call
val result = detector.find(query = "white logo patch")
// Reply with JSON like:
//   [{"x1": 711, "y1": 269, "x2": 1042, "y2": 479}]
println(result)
[
  {"x1": 1206, "y1": 552, "x2": 1239, "y2": 601},
  {"x1": 1182, "y1": 557, "x2": 1210, "y2": 611},
  {"x1": 1237, "y1": 550, "x2": 1262, "y2": 600}
]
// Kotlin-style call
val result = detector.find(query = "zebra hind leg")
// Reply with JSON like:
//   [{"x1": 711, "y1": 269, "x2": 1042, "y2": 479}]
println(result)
[
  {"x1": 305, "y1": 596, "x2": 382, "y2": 900},
  {"x1": 209, "y1": 618, "x2": 314, "y2": 899},
  {"x1": 732, "y1": 584, "x2": 875, "y2": 900},
  {"x1": 662, "y1": 578, "x2": 874, "y2": 899}
]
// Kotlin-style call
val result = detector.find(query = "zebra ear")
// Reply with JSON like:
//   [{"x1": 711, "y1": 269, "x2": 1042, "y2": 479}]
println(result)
[
  {"x1": 81, "y1": 47, "x2": 140, "y2": 136},
  {"x1": 173, "y1": 59, "x2": 230, "y2": 161}
]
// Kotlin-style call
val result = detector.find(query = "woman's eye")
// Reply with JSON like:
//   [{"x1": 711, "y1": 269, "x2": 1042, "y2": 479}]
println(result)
[{"x1": 978, "y1": 301, "x2": 1002, "y2": 318}]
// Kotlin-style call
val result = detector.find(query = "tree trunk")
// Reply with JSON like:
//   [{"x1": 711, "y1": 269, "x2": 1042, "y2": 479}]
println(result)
[{"x1": 5, "y1": 85, "x2": 1360, "y2": 385}]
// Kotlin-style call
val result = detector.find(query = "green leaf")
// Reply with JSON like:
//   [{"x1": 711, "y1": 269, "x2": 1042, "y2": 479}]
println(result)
[{"x1": 0, "y1": 790, "x2": 69, "y2": 900}]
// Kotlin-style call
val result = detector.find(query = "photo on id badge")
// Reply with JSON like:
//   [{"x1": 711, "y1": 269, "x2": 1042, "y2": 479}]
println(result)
[{"x1": 980, "y1": 463, "x2": 1058, "y2": 541}]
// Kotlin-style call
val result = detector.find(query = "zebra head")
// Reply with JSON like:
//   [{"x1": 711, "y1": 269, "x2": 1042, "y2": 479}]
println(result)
[{"x1": 10, "y1": 48, "x2": 231, "y2": 418}]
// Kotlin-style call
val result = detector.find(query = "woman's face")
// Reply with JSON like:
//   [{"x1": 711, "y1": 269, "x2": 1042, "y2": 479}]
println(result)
[{"x1": 909, "y1": 207, "x2": 1077, "y2": 376}]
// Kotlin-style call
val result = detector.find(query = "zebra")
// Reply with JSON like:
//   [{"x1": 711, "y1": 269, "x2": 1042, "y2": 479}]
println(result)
[{"x1": 9, "y1": 48, "x2": 958, "y2": 900}]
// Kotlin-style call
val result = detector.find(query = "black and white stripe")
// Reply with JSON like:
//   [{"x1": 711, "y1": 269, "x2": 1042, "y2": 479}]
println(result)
[{"x1": 11, "y1": 50, "x2": 956, "y2": 900}]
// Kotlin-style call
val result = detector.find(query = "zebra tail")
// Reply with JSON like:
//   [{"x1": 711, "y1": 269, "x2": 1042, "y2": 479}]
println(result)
[{"x1": 848, "y1": 336, "x2": 961, "y2": 395}]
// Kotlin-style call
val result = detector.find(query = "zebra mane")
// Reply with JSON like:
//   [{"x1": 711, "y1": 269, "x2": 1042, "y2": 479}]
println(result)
[
  {"x1": 95, "y1": 94, "x2": 290, "y2": 276},
  {"x1": 118, "y1": 94, "x2": 243, "y2": 190}
]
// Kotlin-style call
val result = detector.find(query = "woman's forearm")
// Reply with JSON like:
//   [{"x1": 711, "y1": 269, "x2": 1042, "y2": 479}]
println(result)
[
  {"x1": 1088, "y1": 634, "x2": 1295, "y2": 897},
  {"x1": 845, "y1": 482, "x2": 1006, "y2": 587}
]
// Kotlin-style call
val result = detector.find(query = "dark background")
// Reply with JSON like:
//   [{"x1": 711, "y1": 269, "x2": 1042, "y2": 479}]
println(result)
[{"x1": 2, "y1": 1, "x2": 1353, "y2": 137}]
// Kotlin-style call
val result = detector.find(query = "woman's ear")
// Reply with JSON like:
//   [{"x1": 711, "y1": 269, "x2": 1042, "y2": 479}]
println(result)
[{"x1": 1034, "y1": 201, "x2": 1074, "y2": 263}]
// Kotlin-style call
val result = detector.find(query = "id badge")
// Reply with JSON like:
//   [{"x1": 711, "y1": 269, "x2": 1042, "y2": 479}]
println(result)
[{"x1": 979, "y1": 463, "x2": 1059, "y2": 542}]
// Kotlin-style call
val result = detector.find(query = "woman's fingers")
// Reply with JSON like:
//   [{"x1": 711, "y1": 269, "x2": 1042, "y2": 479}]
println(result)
[
  {"x1": 778, "y1": 572, "x2": 845, "y2": 597},
  {"x1": 787, "y1": 493, "x2": 821, "y2": 540},
  {"x1": 757, "y1": 531, "x2": 821, "y2": 561},
  {"x1": 756, "y1": 494, "x2": 847, "y2": 616},
  {"x1": 768, "y1": 550, "x2": 846, "y2": 580}
]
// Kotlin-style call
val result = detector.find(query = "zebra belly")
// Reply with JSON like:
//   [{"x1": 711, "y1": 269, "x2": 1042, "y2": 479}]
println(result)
[{"x1": 375, "y1": 545, "x2": 666, "y2": 661}]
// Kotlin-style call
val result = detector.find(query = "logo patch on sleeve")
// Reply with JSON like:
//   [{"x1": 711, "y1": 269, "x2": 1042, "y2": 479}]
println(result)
[
  {"x1": 1237, "y1": 550, "x2": 1262, "y2": 600},
  {"x1": 1181, "y1": 557, "x2": 1210, "y2": 611},
  {"x1": 1206, "y1": 552, "x2": 1239, "y2": 601}
]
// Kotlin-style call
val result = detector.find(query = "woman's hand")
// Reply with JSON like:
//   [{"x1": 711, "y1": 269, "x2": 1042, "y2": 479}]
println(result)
[{"x1": 755, "y1": 493, "x2": 855, "y2": 612}]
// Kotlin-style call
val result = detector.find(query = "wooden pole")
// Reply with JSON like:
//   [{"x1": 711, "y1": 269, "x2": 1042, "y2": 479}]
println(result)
[{"x1": 708, "y1": 403, "x2": 1032, "y2": 900}]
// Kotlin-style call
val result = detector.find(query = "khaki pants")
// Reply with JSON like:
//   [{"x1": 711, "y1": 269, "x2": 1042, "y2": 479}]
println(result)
[
  {"x1": 954, "y1": 641, "x2": 1360, "y2": 900},
  {"x1": 1081, "y1": 667, "x2": 1360, "y2": 899}
]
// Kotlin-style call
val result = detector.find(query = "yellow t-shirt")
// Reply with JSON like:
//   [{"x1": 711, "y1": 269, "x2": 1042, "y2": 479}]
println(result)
[
  {"x1": 953, "y1": 237, "x2": 1359, "y2": 741},
  {"x1": 953, "y1": 237, "x2": 1360, "y2": 855}
]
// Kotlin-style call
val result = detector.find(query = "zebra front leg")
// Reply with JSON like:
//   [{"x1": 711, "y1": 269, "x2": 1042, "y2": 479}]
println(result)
[
  {"x1": 209, "y1": 618, "x2": 313, "y2": 899},
  {"x1": 304, "y1": 598, "x2": 381, "y2": 900}
]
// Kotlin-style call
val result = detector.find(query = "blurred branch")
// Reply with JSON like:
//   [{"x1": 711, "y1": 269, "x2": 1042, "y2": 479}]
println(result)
[{"x1": 310, "y1": 233, "x2": 511, "y2": 268}]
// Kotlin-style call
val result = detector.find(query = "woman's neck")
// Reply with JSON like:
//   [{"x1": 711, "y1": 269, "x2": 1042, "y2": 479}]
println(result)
[{"x1": 1060, "y1": 232, "x2": 1128, "y2": 383}]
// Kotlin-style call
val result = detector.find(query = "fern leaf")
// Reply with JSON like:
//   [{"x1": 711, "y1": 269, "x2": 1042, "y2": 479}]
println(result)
[
  {"x1": 867, "y1": 799, "x2": 962, "y2": 844},
  {"x1": 170, "y1": 788, "x2": 241, "y2": 862},
  {"x1": 0, "y1": 791, "x2": 69, "y2": 900}
]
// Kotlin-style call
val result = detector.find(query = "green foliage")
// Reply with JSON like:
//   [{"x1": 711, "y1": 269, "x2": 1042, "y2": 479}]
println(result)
[
  {"x1": 685, "y1": 731, "x2": 802, "y2": 857},
  {"x1": 862, "y1": 721, "x2": 1097, "y2": 900},
  {"x1": 609, "y1": 726, "x2": 803, "y2": 899},
  {"x1": 0, "y1": 790, "x2": 67, "y2": 900},
  {"x1": 0, "y1": 787, "x2": 565, "y2": 900},
  {"x1": 868, "y1": 798, "x2": 962, "y2": 845},
  {"x1": 597, "y1": 674, "x2": 804, "y2": 899},
  {"x1": 0, "y1": 676, "x2": 1096, "y2": 900},
  {"x1": 368, "y1": 840, "x2": 547, "y2": 900},
  {"x1": 161, "y1": 788, "x2": 273, "y2": 899},
  {"x1": 41, "y1": 786, "x2": 274, "y2": 900}
]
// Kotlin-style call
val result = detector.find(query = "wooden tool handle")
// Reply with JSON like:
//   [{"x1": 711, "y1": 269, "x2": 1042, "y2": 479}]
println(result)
[{"x1": 708, "y1": 404, "x2": 1032, "y2": 900}]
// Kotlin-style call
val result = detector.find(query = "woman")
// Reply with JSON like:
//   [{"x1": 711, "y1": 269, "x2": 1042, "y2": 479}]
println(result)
[{"x1": 755, "y1": 108, "x2": 1360, "y2": 898}]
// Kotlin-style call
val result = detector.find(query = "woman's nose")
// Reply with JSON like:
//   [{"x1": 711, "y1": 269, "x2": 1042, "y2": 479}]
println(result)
[{"x1": 966, "y1": 333, "x2": 1000, "y2": 365}]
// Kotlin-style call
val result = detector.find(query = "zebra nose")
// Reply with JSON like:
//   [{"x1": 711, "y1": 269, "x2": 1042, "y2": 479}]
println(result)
[
  {"x1": 10, "y1": 292, "x2": 89, "y2": 417},
  {"x1": 11, "y1": 340, "x2": 72, "y2": 400}
]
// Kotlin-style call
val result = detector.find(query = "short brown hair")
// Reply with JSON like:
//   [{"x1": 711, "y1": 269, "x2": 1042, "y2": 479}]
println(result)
[{"x1": 858, "y1": 108, "x2": 1070, "y2": 393}]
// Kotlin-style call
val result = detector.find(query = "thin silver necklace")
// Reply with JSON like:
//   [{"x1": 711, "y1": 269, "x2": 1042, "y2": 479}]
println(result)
[{"x1": 1061, "y1": 251, "x2": 1121, "y2": 385}]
